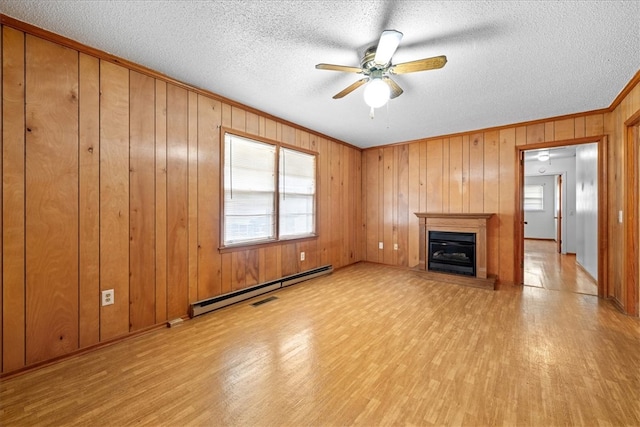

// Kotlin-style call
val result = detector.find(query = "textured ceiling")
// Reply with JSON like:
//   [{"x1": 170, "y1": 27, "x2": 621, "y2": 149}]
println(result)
[{"x1": 1, "y1": 1, "x2": 639, "y2": 148}]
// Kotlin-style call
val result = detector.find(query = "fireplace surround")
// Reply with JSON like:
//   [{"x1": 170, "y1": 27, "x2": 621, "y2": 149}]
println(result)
[{"x1": 415, "y1": 213, "x2": 495, "y2": 289}]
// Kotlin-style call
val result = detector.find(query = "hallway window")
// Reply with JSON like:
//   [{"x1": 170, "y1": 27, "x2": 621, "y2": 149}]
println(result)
[{"x1": 524, "y1": 184, "x2": 544, "y2": 211}]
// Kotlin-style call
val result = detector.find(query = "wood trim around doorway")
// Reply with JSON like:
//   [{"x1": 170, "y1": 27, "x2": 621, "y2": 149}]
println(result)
[
  {"x1": 623, "y1": 111, "x2": 640, "y2": 316},
  {"x1": 514, "y1": 136, "x2": 609, "y2": 299}
]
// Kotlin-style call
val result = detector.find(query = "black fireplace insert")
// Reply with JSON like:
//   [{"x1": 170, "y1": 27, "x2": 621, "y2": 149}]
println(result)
[{"x1": 428, "y1": 231, "x2": 476, "y2": 276}]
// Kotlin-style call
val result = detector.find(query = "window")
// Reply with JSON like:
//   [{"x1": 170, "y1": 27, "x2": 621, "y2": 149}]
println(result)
[
  {"x1": 524, "y1": 184, "x2": 544, "y2": 211},
  {"x1": 279, "y1": 147, "x2": 316, "y2": 238},
  {"x1": 223, "y1": 130, "x2": 316, "y2": 247}
]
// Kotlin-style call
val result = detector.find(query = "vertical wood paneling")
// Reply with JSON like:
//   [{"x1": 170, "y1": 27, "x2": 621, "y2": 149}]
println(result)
[
  {"x1": 526, "y1": 123, "x2": 545, "y2": 144},
  {"x1": 352, "y1": 150, "x2": 360, "y2": 264},
  {"x1": 231, "y1": 106, "x2": 245, "y2": 131},
  {"x1": 426, "y1": 140, "x2": 443, "y2": 212},
  {"x1": 408, "y1": 143, "x2": 420, "y2": 267},
  {"x1": 330, "y1": 141, "x2": 342, "y2": 268},
  {"x1": 14, "y1": 17, "x2": 640, "y2": 373},
  {"x1": 365, "y1": 149, "x2": 380, "y2": 262},
  {"x1": 1, "y1": 24, "x2": 4, "y2": 371},
  {"x1": 554, "y1": 118, "x2": 574, "y2": 141},
  {"x1": 78, "y1": 53, "x2": 100, "y2": 348},
  {"x1": 197, "y1": 95, "x2": 222, "y2": 299},
  {"x1": 318, "y1": 138, "x2": 331, "y2": 266},
  {"x1": 245, "y1": 249, "x2": 259, "y2": 286},
  {"x1": 469, "y1": 133, "x2": 484, "y2": 212},
  {"x1": 574, "y1": 116, "x2": 585, "y2": 138},
  {"x1": 441, "y1": 139, "x2": 450, "y2": 210},
  {"x1": 342, "y1": 144, "x2": 351, "y2": 266},
  {"x1": 232, "y1": 251, "x2": 247, "y2": 290},
  {"x1": 544, "y1": 122, "x2": 554, "y2": 142},
  {"x1": 461, "y1": 135, "x2": 470, "y2": 213},
  {"x1": 585, "y1": 114, "x2": 604, "y2": 136},
  {"x1": 281, "y1": 124, "x2": 296, "y2": 146},
  {"x1": 383, "y1": 147, "x2": 394, "y2": 263},
  {"x1": 263, "y1": 246, "x2": 278, "y2": 282},
  {"x1": 155, "y1": 80, "x2": 168, "y2": 323},
  {"x1": 25, "y1": 36, "x2": 79, "y2": 364},
  {"x1": 419, "y1": 141, "x2": 428, "y2": 213},
  {"x1": 449, "y1": 136, "x2": 463, "y2": 213},
  {"x1": 166, "y1": 84, "x2": 189, "y2": 319},
  {"x1": 281, "y1": 243, "x2": 297, "y2": 277},
  {"x1": 99, "y1": 60, "x2": 130, "y2": 340},
  {"x1": 0, "y1": 27, "x2": 368, "y2": 375},
  {"x1": 499, "y1": 128, "x2": 516, "y2": 284},
  {"x1": 246, "y1": 111, "x2": 259, "y2": 135},
  {"x1": 2, "y1": 25, "x2": 25, "y2": 373},
  {"x1": 515, "y1": 126, "x2": 527, "y2": 146},
  {"x1": 397, "y1": 145, "x2": 409, "y2": 266},
  {"x1": 129, "y1": 71, "x2": 156, "y2": 331},
  {"x1": 297, "y1": 129, "x2": 310, "y2": 150},
  {"x1": 187, "y1": 91, "x2": 198, "y2": 303},
  {"x1": 483, "y1": 131, "x2": 500, "y2": 278}
]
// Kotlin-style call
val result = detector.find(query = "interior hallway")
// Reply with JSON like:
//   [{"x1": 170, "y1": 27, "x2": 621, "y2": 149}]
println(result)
[
  {"x1": 1, "y1": 262, "x2": 638, "y2": 426},
  {"x1": 524, "y1": 239, "x2": 598, "y2": 296}
]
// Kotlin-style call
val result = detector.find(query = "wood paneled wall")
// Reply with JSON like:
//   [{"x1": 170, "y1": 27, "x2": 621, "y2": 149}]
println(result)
[
  {"x1": 0, "y1": 25, "x2": 363, "y2": 375},
  {"x1": 1, "y1": 17, "x2": 637, "y2": 376},
  {"x1": 362, "y1": 114, "x2": 608, "y2": 285},
  {"x1": 605, "y1": 78, "x2": 640, "y2": 312}
]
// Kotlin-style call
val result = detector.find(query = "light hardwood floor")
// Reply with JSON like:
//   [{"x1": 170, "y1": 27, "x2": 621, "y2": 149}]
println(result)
[
  {"x1": 1, "y1": 262, "x2": 639, "y2": 426},
  {"x1": 524, "y1": 239, "x2": 598, "y2": 295}
]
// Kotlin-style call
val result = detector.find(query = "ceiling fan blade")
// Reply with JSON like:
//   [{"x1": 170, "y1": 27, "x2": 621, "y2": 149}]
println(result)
[
  {"x1": 383, "y1": 77, "x2": 403, "y2": 99},
  {"x1": 374, "y1": 30, "x2": 403, "y2": 66},
  {"x1": 316, "y1": 63, "x2": 363, "y2": 73},
  {"x1": 390, "y1": 55, "x2": 447, "y2": 74},
  {"x1": 333, "y1": 78, "x2": 369, "y2": 99}
]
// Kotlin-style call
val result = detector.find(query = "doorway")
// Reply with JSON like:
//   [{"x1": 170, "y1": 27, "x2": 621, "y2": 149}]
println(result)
[{"x1": 516, "y1": 137, "x2": 608, "y2": 298}]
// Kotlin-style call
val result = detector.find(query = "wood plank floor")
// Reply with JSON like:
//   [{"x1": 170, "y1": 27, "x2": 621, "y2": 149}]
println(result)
[
  {"x1": 524, "y1": 239, "x2": 598, "y2": 295},
  {"x1": 1, "y1": 262, "x2": 639, "y2": 426}
]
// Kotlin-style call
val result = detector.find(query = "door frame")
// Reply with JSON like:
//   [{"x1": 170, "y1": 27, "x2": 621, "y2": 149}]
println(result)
[
  {"x1": 556, "y1": 173, "x2": 563, "y2": 254},
  {"x1": 623, "y1": 111, "x2": 640, "y2": 316},
  {"x1": 514, "y1": 136, "x2": 609, "y2": 298}
]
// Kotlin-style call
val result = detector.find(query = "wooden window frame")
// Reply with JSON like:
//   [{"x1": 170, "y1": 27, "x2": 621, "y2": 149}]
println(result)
[{"x1": 219, "y1": 127, "x2": 318, "y2": 252}]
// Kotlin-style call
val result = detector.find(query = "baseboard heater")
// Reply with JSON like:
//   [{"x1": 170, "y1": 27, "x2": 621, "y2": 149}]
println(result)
[{"x1": 190, "y1": 264, "x2": 333, "y2": 318}]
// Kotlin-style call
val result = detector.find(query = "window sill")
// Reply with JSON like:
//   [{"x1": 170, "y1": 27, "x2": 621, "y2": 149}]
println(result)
[{"x1": 219, "y1": 235, "x2": 318, "y2": 253}]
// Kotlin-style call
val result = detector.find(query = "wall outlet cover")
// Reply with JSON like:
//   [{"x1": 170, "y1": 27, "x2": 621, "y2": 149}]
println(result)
[{"x1": 101, "y1": 289, "x2": 114, "y2": 306}]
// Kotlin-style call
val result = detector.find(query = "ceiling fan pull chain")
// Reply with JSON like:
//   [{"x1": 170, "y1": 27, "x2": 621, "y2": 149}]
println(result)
[{"x1": 369, "y1": 107, "x2": 375, "y2": 119}]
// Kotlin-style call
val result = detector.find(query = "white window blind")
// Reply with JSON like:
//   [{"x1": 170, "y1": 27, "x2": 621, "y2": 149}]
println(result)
[
  {"x1": 222, "y1": 131, "x2": 317, "y2": 247},
  {"x1": 524, "y1": 184, "x2": 544, "y2": 211},
  {"x1": 224, "y1": 134, "x2": 276, "y2": 245},
  {"x1": 279, "y1": 147, "x2": 316, "y2": 238}
]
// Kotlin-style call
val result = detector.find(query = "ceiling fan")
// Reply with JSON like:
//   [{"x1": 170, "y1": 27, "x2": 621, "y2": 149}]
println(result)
[{"x1": 316, "y1": 30, "x2": 447, "y2": 117}]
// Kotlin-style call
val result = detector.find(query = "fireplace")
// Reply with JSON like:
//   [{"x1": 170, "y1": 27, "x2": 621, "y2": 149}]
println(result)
[
  {"x1": 428, "y1": 231, "x2": 476, "y2": 276},
  {"x1": 414, "y1": 213, "x2": 495, "y2": 290}
]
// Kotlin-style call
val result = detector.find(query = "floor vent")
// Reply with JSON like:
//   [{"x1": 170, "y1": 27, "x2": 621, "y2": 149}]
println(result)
[
  {"x1": 190, "y1": 264, "x2": 332, "y2": 317},
  {"x1": 251, "y1": 296, "x2": 278, "y2": 307}
]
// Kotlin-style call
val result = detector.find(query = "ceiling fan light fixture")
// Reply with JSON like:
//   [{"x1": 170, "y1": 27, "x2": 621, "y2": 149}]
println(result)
[
  {"x1": 363, "y1": 78, "x2": 390, "y2": 108},
  {"x1": 374, "y1": 30, "x2": 403, "y2": 66}
]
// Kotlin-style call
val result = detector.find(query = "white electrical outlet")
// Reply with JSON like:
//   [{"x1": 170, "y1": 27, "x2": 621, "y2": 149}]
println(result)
[
  {"x1": 379, "y1": 242, "x2": 383, "y2": 249},
  {"x1": 300, "y1": 251, "x2": 305, "y2": 261},
  {"x1": 101, "y1": 289, "x2": 114, "y2": 306},
  {"x1": 393, "y1": 243, "x2": 398, "y2": 251},
  {"x1": 618, "y1": 210, "x2": 623, "y2": 224}
]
